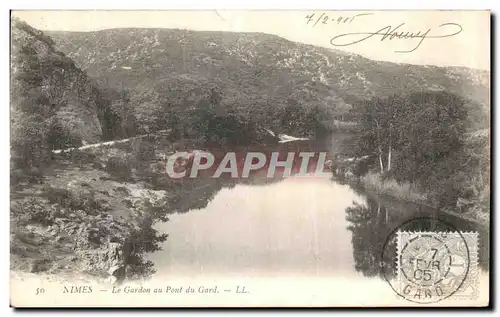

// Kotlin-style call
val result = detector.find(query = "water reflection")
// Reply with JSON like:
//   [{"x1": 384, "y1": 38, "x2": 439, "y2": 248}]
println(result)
[
  {"x1": 346, "y1": 199, "x2": 395, "y2": 278},
  {"x1": 345, "y1": 194, "x2": 490, "y2": 281},
  {"x1": 126, "y1": 137, "x2": 488, "y2": 283},
  {"x1": 133, "y1": 171, "x2": 489, "y2": 283},
  {"x1": 148, "y1": 176, "x2": 366, "y2": 278}
]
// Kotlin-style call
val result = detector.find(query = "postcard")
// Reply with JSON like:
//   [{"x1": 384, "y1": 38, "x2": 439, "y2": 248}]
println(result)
[{"x1": 10, "y1": 10, "x2": 490, "y2": 307}]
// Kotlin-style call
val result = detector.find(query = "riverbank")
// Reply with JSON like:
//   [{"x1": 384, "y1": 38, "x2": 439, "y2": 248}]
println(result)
[
  {"x1": 359, "y1": 172, "x2": 428, "y2": 204},
  {"x1": 336, "y1": 171, "x2": 490, "y2": 228},
  {"x1": 10, "y1": 135, "x2": 178, "y2": 283},
  {"x1": 10, "y1": 135, "x2": 247, "y2": 284},
  {"x1": 10, "y1": 163, "x2": 166, "y2": 283}
]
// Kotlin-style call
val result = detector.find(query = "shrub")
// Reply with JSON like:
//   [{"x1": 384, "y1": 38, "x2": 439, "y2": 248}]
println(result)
[
  {"x1": 10, "y1": 167, "x2": 44, "y2": 186},
  {"x1": 16, "y1": 198, "x2": 56, "y2": 225},
  {"x1": 360, "y1": 172, "x2": 427, "y2": 202},
  {"x1": 68, "y1": 149, "x2": 97, "y2": 165},
  {"x1": 42, "y1": 187, "x2": 72, "y2": 206},
  {"x1": 131, "y1": 139, "x2": 155, "y2": 162},
  {"x1": 41, "y1": 186, "x2": 101, "y2": 214},
  {"x1": 106, "y1": 156, "x2": 133, "y2": 181}
]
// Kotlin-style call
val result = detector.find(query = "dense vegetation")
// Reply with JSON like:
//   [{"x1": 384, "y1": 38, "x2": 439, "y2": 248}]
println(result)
[
  {"x1": 10, "y1": 18, "x2": 115, "y2": 172},
  {"x1": 341, "y1": 91, "x2": 490, "y2": 215},
  {"x1": 10, "y1": 19, "x2": 281, "y2": 176},
  {"x1": 47, "y1": 28, "x2": 488, "y2": 140}
]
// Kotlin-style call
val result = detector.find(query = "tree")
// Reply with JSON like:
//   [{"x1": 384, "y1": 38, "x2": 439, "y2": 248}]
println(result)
[
  {"x1": 346, "y1": 199, "x2": 396, "y2": 278},
  {"x1": 352, "y1": 91, "x2": 468, "y2": 183},
  {"x1": 393, "y1": 92, "x2": 467, "y2": 185},
  {"x1": 352, "y1": 96, "x2": 398, "y2": 173}
]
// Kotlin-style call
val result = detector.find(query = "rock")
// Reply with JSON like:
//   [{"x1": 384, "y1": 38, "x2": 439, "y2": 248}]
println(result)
[
  {"x1": 345, "y1": 171, "x2": 355, "y2": 178},
  {"x1": 28, "y1": 259, "x2": 50, "y2": 273},
  {"x1": 108, "y1": 276, "x2": 118, "y2": 284},
  {"x1": 110, "y1": 266, "x2": 127, "y2": 285},
  {"x1": 54, "y1": 218, "x2": 66, "y2": 225},
  {"x1": 54, "y1": 263, "x2": 65, "y2": 270}
]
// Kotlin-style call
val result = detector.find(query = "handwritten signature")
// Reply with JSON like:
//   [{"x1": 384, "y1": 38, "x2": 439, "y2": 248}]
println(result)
[{"x1": 329, "y1": 22, "x2": 463, "y2": 53}]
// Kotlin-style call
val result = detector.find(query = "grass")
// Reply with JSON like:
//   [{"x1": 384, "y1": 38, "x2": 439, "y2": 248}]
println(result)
[
  {"x1": 359, "y1": 172, "x2": 428, "y2": 203},
  {"x1": 351, "y1": 171, "x2": 489, "y2": 227},
  {"x1": 332, "y1": 120, "x2": 358, "y2": 132}
]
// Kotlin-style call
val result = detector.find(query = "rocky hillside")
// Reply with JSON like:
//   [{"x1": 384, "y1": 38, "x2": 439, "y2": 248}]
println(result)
[
  {"x1": 47, "y1": 28, "x2": 490, "y2": 134},
  {"x1": 10, "y1": 18, "x2": 120, "y2": 169},
  {"x1": 10, "y1": 139, "x2": 170, "y2": 282}
]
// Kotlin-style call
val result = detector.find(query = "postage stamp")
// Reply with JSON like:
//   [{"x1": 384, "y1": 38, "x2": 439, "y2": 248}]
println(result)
[{"x1": 396, "y1": 231, "x2": 479, "y2": 303}]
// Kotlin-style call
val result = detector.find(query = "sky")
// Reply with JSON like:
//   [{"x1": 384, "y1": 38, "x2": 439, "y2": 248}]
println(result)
[{"x1": 12, "y1": 10, "x2": 490, "y2": 70}]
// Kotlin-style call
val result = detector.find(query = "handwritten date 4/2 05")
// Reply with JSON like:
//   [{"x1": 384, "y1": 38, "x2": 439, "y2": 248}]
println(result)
[{"x1": 305, "y1": 13, "x2": 373, "y2": 27}]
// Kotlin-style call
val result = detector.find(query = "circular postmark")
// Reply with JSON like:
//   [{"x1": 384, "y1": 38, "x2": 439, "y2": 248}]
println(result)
[{"x1": 381, "y1": 217, "x2": 471, "y2": 304}]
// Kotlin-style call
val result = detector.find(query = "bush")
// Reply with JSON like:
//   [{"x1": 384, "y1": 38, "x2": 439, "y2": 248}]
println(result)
[
  {"x1": 15, "y1": 198, "x2": 57, "y2": 226},
  {"x1": 131, "y1": 139, "x2": 155, "y2": 162},
  {"x1": 42, "y1": 187, "x2": 72, "y2": 206},
  {"x1": 333, "y1": 120, "x2": 358, "y2": 132},
  {"x1": 67, "y1": 149, "x2": 97, "y2": 165},
  {"x1": 360, "y1": 172, "x2": 427, "y2": 203},
  {"x1": 106, "y1": 156, "x2": 133, "y2": 181},
  {"x1": 41, "y1": 186, "x2": 101, "y2": 214},
  {"x1": 10, "y1": 167, "x2": 44, "y2": 186},
  {"x1": 114, "y1": 141, "x2": 133, "y2": 152}
]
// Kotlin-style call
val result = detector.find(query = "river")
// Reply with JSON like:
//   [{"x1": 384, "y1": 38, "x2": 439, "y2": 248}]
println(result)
[{"x1": 145, "y1": 136, "x2": 489, "y2": 306}]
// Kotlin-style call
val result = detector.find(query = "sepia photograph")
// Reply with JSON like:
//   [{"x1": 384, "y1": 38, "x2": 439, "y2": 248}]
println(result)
[{"x1": 9, "y1": 10, "x2": 490, "y2": 307}]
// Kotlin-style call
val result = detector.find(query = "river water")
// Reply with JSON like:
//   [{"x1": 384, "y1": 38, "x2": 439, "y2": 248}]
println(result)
[{"x1": 146, "y1": 136, "x2": 489, "y2": 306}]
